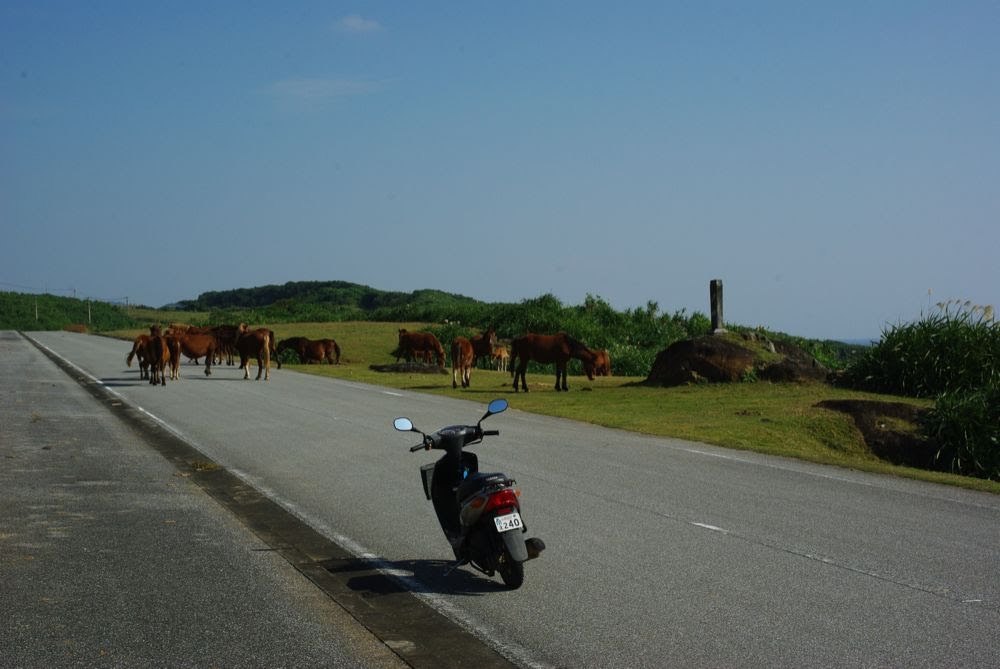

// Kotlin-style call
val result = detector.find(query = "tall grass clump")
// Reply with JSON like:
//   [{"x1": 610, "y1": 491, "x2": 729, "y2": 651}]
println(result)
[
  {"x1": 846, "y1": 300, "x2": 999, "y2": 480},
  {"x1": 844, "y1": 300, "x2": 999, "y2": 397},
  {"x1": 921, "y1": 385, "x2": 1000, "y2": 480}
]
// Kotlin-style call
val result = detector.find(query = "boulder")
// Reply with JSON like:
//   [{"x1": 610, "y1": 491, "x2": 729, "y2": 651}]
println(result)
[
  {"x1": 757, "y1": 340, "x2": 830, "y2": 382},
  {"x1": 645, "y1": 334, "x2": 829, "y2": 386},
  {"x1": 645, "y1": 336, "x2": 755, "y2": 386}
]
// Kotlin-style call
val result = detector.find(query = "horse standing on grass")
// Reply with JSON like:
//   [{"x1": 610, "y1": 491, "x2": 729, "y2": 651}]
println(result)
[
  {"x1": 491, "y1": 345, "x2": 510, "y2": 372},
  {"x1": 452, "y1": 328, "x2": 497, "y2": 388},
  {"x1": 397, "y1": 329, "x2": 446, "y2": 367},
  {"x1": 509, "y1": 332, "x2": 597, "y2": 392}
]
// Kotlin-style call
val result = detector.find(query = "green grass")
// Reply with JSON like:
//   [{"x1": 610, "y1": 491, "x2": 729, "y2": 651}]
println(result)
[{"x1": 107, "y1": 321, "x2": 999, "y2": 495}]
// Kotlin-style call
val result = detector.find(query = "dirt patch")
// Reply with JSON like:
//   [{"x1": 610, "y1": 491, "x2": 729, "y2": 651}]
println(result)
[{"x1": 816, "y1": 399, "x2": 936, "y2": 468}]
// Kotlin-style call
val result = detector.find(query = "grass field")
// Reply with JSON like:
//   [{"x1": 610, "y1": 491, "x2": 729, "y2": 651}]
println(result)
[{"x1": 108, "y1": 321, "x2": 998, "y2": 495}]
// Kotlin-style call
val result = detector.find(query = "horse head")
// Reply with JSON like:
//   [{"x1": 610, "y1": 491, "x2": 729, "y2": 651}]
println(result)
[{"x1": 563, "y1": 333, "x2": 597, "y2": 380}]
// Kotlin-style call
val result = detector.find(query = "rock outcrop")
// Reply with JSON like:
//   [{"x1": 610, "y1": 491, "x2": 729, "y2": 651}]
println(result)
[{"x1": 645, "y1": 333, "x2": 829, "y2": 386}]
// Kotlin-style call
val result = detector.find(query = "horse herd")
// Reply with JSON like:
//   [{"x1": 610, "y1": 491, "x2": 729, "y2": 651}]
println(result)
[
  {"x1": 126, "y1": 323, "x2": 341, "y2": 386},
  {"x1": 127, "y1": 323, "x2": 608, "y2": 392},
  {"x1": 396, "y1": 327, "x2": 611, "y2": 392}
]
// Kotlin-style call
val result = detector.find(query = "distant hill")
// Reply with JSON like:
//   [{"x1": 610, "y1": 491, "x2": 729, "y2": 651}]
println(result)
[{"x1": 177, "y1": 280, "x2": 480, "y2": 312}]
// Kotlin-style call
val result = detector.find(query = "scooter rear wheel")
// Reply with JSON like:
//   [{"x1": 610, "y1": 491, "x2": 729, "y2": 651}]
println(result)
[{"x1": 498, "y1": 550, "x2": 524, "y2": 589}]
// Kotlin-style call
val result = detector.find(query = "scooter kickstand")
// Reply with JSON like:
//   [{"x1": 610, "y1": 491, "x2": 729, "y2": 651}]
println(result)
[{"x1": 444, "y1": 558, "x2": 468, "y2": 577}]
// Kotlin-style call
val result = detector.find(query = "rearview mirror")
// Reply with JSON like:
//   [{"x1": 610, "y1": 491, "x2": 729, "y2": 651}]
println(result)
[
  {"x1": 393, "y1": 417, "x2": 414, "y2": 432},
  {"x1": 487, "y1": 398, "x2": 508, "y2": 415}
]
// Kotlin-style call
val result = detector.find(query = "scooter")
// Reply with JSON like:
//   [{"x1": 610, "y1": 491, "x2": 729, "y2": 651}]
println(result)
[{"x1": 393, "y1": 398, "x2": 545, "y2": 589}]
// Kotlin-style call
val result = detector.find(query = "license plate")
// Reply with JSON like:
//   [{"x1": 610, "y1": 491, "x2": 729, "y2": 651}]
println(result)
[{"x1": 493, "y1": 511, "x2": 523, "y2": 533}]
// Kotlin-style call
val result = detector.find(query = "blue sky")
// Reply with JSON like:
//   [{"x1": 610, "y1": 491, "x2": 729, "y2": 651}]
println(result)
[{"x1": 2, "y1": 2, "x2": 997, "y2": 340}]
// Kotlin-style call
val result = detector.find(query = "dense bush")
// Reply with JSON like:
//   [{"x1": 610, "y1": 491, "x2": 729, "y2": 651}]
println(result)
[
  {"x1": 843, "y1": 301, "x2": 999, "y2": 480},
  {"x1": 844, "y1": 301, "x2": 999, "y2": 397},
  {"x1": 921, "y1": 386, "x2": 1000, "y2": 480}
]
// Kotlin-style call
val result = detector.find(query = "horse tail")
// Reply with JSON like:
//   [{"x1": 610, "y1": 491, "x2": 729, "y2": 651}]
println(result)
[{"x1": 126, "y1": 337, "x2": 142, "y2": 367}]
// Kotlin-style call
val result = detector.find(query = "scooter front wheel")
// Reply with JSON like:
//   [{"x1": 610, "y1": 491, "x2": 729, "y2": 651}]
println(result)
[{"x1": 498, "y1": 550, "x2": 524, "y2": 589}]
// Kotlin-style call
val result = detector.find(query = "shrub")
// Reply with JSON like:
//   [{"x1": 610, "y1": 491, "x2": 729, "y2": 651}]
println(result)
[
  {"x1": 844, "y1": 301, "x2": 1000, "y2": 397},
  {"x1": 921, "y1": 385, "x2": 1000, "y2": 480}
]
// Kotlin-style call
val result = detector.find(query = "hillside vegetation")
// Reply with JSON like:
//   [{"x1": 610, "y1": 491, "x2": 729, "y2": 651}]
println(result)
[
  {"x1": 1, "y1": 291, "x2": 145, "y2": 332},
  {"x1": 3, "y1": 281, "x2": 865, "y2": 377}
]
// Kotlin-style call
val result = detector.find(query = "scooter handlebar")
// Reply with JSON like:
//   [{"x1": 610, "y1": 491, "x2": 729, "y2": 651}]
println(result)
[
  {"x1": 482, "y1": 430, "x2": 500, "y2": 437},
  {"x1": 409, "y1": 443, "x2": 427, "y2": 452}
]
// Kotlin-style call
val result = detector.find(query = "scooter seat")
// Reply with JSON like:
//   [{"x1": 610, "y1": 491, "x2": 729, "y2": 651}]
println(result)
[{"x1": 456, "y1": 472, "x2": 509, "y2": 501}]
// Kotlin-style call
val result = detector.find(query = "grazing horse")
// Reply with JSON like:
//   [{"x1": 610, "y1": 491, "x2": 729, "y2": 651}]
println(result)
[
  {"x1": 277, "y1": 337, "x2": 341, "y2": 365},
  {"x1": 397, "y1": 329, "x2": 445, "y2": 367},
  {"x1": 509, "y1": 332, "x2": 597, "y2": 392},
  {"x1": 235, "y1": 326, "x2": 272, "y2": 381},
  {"x1": 451, "y1": 328, "x2": 497, "y2": 388},
  {"x1": 126, "y1": 334, "x2": 151, "y2": 380},
  {"x1": 491, "y1": 345, "x2": 510, "y2": 373},
  {"x1": 590, "y1": 348, "x2": 612, "y2": 376}
]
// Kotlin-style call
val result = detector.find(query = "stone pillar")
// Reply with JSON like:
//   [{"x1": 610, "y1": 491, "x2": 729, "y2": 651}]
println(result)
[{"x1": 710, "y1": 279, "x2": 726, "y2": 334}]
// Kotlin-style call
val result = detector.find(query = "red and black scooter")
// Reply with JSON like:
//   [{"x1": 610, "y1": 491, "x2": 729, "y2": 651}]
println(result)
[{"x1": 394, "y1": 399, "x2": 545, "y2": 589}]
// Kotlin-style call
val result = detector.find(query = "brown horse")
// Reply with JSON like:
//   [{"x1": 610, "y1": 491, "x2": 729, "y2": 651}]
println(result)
[
  {"x1": 165, "y1": 336, "x2": 182, "y2": 381},
  {"x1": 471, "y1": 327, "x2": 497, "y2": 368},
  {"x1": 143, "y1": 333, "x2": 171, "y2": 386},
  {"x1": 126, "y1": 334, "x2": 151, "y2": 380},
  {"x1": 277, "y1": 337, "x2": 341, "y2": 364},
  {"x1": 451, "y1": 328, "x2": 496, "y2": 388},
  {"x1": 590, "y1": 348, "x2": 612, "y2": 376},
  {"x1": 212, "y1": 324, "x2": 243, "y2": 366},
  {"x1": 169, "y1": 332, "x2": 217, "y2": 377},
  {"x1": 491, "y1": 345, "x2": 510, "y2": 372},
  {"x1": 451, "y1": 338, "x2": 474, "y2": 388},
  {"x1": 397, "y1": 329, "x2": 445, "y2": 367},
  {"x1": 509, "y1": 332, "x2": 596, "y2": 392},
  {"x1": 235, "y1": 326, "x2": 271, "y2": 380}
]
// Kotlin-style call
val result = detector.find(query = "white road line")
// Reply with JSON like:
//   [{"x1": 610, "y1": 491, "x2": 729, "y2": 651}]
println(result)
[
  {"x1": 27, "y1": 335, "x2": 551, "y2": 669},
  {"x1": 229, "y1": 470, "x2": 556, "y2": 669},
  {"x1": 690, "y1": 522, "x2": 728, "y2": 534}
]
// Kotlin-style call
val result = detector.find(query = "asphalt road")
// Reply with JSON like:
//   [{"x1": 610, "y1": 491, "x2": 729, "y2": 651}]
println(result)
[
  {"x1": 0, "y1": 330, "x2": 407, "y2": 669},
  {"x1": 14, "y1": 331, "x2": 1000, "y2": 668}
]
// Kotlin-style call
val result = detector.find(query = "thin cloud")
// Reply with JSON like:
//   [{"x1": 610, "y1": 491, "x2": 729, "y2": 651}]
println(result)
[{"x1": 336, "y1": 14, "x2": 382, "y2": 33}]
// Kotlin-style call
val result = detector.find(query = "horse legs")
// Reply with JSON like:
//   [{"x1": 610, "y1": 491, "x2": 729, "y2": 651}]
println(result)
[
  {"x1": 555, "y1": 362, "x2": 568, "y2": 391},
  {"x1": 513, "y1": 362, "x2": 529, "y2": 392},
  {"x1": 257, "y1": 347, "x2": 270, "y2": 381}
]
